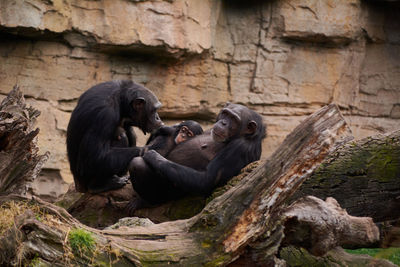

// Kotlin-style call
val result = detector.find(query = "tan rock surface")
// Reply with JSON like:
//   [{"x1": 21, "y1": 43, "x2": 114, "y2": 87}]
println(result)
[
  {"x1": 0, "y1": 0, "x2": 399, "y2": 198},
  {"x1": 0, "y1": 0, "x2": 214, "y2": 56}
]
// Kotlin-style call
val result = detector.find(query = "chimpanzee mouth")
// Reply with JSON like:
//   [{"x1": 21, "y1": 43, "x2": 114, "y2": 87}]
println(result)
[{"x1": 211, "y1": 129, "x2": 225, "y2": 142}]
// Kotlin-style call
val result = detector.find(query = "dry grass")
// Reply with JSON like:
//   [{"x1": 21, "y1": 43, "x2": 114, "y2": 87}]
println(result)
[
  {"x1": 0, "y1": 200, "x2": 122, "y2": 266},
  {"x1": 0, "y1": 200, "x2": 69, "y2": 236},
  {"x1": 0, "y1": 201, "x2": 40, "y2": 235}
]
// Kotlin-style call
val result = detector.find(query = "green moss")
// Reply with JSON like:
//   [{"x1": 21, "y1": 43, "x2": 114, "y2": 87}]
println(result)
[
  {"x1": 204, "y1": 254, "x2": 231, "y2": 267},
  {"x1": 68, "y1": 228, "x2": 96, "y2": 257},
  {"x1": 129, "y1": 248, "x2": 184, "y2": 266},
  {"x1": 207, "y1": 161, "x2": 260, "y2": 203},
  {"x1": 201, "y1": 240, "x2": 212, "y2": 248},
  {"x1": 366, "y1": 145, "x2": 399, "y2": 182},
  {"x1": 280, "y1": 246, "x2": 331, "y2": 267},
  {"x1": 345, "y1": 247, "x2": 400, "y2": 266},
  {"x1": 305, "y1": 136, "x2": 399, "y2": 186},
  {"x1": 166, "y1": 196, "x2": 206, "y2": 220},
  {"x1": 29, "y1": 253, "x2": 46, "y2": 267}
]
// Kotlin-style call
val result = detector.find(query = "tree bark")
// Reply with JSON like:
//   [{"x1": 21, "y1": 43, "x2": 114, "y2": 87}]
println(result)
[
  {"x1": 0, "y1": 85, "x2": 48, "y2": 195},
  {"x1": 292, "y1": 130, "x2": 400, "y2": 223},
  {"x1": 0, "y1": 88, "x2": 384, "y2": 267},
  {"x1": 283, "y1": 196, "x2": 379, "y2": 256},
  {"x1": 279, "y1": 246, "x2": 397, "y2": 267}
]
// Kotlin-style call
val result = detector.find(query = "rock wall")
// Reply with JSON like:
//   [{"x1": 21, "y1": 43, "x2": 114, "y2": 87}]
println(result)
[{"x1": 0, "y1": 0, "x2": 399, "y2": 199}]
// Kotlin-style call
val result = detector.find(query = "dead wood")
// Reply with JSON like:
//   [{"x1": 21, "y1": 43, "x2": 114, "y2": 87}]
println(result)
[
  {"x1": 283, "y1": 196, "x2": 379, "y2": 256},
  {"x1": 0, "y1": 86, "x2": 48, "y2": 196},
  {"x1": 292, "y1": 129, "x2": 400, "y2": 223},
  {"x1": 280, "y1": 246, "x2": 397, "y2": 267},
  {"x1": 0, "y1": 86, "x2": 385, "y2": 266},
  {"x1": 2, "y1": 101, "x2": 359, "y2": 266}
]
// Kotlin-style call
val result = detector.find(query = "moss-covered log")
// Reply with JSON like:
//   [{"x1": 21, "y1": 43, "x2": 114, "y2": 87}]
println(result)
[
  {"x1": 279, "y1": 246, "x2": 397, "y2": 267},
  {"x1": 63, "y1": 182, "x2": 207, "y2": 228},
  {"x1": 292, "y1": 130, "x2": 400, "y2": 223},
  {"x1": 1, "y1": 100, "x2": 359, "y2": 266}
]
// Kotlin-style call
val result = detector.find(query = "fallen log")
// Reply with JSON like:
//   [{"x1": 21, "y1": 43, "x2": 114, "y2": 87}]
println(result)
[
  {"x1": 292, "y1": 130, "x2": 400, "y2": 222},
  {"x1": 280, "y1": 246, "x2": 397, "y2": 267},
  {"x1": 0, "y1": 87, "x2": 383, "y2": 266},
  {"x1": 283, "y1": 196, "x2": 379, "y2": 256}
]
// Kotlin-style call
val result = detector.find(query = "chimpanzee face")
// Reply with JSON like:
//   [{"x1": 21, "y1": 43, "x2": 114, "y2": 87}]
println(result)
[
  {"x1": 211, "y1": 103, "x2": 258, "y2": 143},
  {"x1": 128, "y1": 88, "x2": 163, "y2": 134},
  {"x1": 174, "y1": 126, "x2": 195, "y2": 144},
  {"x1": 143, "y1": 101, "x2": 163, "y2": 133},
  {"x1": 212, "y1": 106, "x2": 241, "y2": 143},
  {"x1": 133, "y1": 98, "x2": 163, "y2": 134}
]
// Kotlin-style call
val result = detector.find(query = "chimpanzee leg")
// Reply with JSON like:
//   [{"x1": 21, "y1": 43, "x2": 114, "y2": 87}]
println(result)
[
  {"x1": 124, "y1": 157, "x2": 155, "y2": 214},
  {"x1": 86, "y1": 146, "x2": 143, "y2": 194},
  {"x1": 128, "y1": 157, "x2": 180, "y2": 207},
  {"x1": 129, "y1": 157, "x2": 162, "y2": 204}
]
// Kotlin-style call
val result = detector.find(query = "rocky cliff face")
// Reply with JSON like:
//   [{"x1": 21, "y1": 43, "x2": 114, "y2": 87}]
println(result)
[{"x1": 1, "y1": 0, "x2": 399, "y2": 199}]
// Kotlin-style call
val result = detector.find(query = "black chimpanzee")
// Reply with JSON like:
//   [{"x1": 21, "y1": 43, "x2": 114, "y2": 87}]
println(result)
[
  {"x1": 128, "y1": 103, "x2": 266, "y2": 211},
  {"x1": 67, "y1": 80, "x2": 163, "y2": 194},
  {"x1": 111, "y1": 120, "x2": 137, "y2": 148},
  {"x1": 125, "y1": 120, "x2": 203, "y2": 211},
  {"x1": 111, "y1": 126, "x2": 130, "y2": 148},
  {"x1": 145, "y1": 120, "x2": 204, "y2": 157}
]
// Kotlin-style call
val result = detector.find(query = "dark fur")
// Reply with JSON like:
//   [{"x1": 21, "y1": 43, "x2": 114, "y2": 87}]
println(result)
[
  {"x1": 129, "y1": 103, "x2": 266, "y2": 207},
  {"x1": 67, "y1": 80, "x2": 162, "y2": 193},
  {"x1": 111, "y1": 126, "x2": 129, "y2": 148},
  {"x1": 145, "y1": 120, "x2": 204, "y2": 157},
  {"x1": 112, "y1": 120, "x2": 138, "y2": 148}
]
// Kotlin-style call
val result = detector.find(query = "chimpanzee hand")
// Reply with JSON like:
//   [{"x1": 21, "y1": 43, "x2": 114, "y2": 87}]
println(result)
[{"x1": 143, "y1": 149, "x2": 167, "y2": 168}]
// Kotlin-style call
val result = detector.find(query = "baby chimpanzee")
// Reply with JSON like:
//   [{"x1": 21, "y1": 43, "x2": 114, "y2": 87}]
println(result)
[
  {"x1": 112, "y1": 120, "x2": 203, "y2": 153},
  {"x1": 145, "y1": 120, "x2": 203, "y2": 157}
]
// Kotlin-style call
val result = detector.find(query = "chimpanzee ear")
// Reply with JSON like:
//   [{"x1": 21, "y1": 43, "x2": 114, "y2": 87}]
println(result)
[
  {"x1": 246, "y1": 120, "x2": 257, "y2": 135},
  {"x1": 133, "y1": 97, "x2": 146, "y2": 110}
]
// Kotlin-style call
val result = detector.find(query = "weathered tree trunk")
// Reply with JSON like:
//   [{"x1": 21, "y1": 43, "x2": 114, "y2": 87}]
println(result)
[
  {"x1": 292, "y1": 130, "x2": 400, "y2": 222},
  {"x1": 0, "y1": 86, "x2": 48, "y2": 195},
  {"x1": 279, "y1": 246, "x2": 397, "y2": 267},
  {"x1": 0, "y1": 87, "x2": 385, "y2": 266},
  {"x1": 283, "y1": 196, "x2": 379, "y2": 256}
]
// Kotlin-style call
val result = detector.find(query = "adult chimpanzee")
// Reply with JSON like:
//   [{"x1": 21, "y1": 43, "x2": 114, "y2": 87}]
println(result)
[
  {"x1": 128, "y1": 103, "x2": 266, "y2": 211},
  {"x1": 67, "y1": 80, "x2": 163, "y2": 194},
  {"x1": 111, "y1": 126, "x2": 130, "y2": 148},
  {"x1": 145, "y1": 120, "x2": 204, "y2": 157},
  {"x1": 111, "y1": 120, "x2": 137, "y2": 148}
]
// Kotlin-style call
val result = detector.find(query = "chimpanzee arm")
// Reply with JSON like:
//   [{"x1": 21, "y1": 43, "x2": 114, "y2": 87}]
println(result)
[
  {"x1": 142, "y1": 140, "x2": 250, "y2": 195},
  {"x1": 125, "y1": 125, "x2": 137, "y2": 147},
  {"x1": 143, "y1": 150, "x2": 209, "y2": 194},
  {"x1": 145, "y1": 125, "x2": 176, "y2": 145}
]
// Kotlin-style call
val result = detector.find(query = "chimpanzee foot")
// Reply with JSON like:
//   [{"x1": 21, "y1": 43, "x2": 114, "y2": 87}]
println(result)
[{"x1": 88, "y1": 175, "x2": 129, "y2": 194}]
